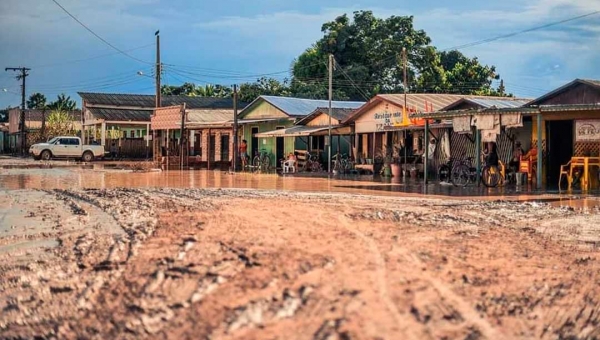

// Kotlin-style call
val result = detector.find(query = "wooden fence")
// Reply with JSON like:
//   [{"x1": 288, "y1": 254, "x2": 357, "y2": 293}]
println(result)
[{"x1": 105, "y1": 138, "x2": 152, "y2": 159}]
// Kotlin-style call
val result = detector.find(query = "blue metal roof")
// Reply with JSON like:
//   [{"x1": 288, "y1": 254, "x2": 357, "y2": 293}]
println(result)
[
  {"x1": 260, "y1": 96, "x2": 364, "y2": 117},
  {"x1": 466, "y1": 98, "x2": 530, "y2": 109}
]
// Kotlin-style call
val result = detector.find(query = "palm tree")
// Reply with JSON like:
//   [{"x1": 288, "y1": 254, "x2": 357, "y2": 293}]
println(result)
[
  {"x1": 48, "y1": 94, "x2": 77, "y2": 111},
  {"x1": 27, "y1": 93, "x2": 48, "y2": 137}
]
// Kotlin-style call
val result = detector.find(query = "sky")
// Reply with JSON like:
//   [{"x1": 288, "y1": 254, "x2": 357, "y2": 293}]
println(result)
[{"x1": 1, "y1": 0, "x2": 599, "y2": 108}]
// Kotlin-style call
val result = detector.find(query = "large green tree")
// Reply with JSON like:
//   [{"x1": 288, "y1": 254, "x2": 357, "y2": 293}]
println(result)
[
  {"x1": 238, "y1": 77, "x2": 290, "y2": 103},
  {"x1": 27, "y1": 93, "x2": 47, "y2": 110},
  {"x1": 292, "y1": 11, "x2": 507, "y2": 100}
]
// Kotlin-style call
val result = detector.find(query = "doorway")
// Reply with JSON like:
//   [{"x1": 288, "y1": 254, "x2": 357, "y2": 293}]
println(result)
[
  {"x1": 276, "y1": 126, "x2": 285, "y2": 167},
  {"x1": 251, "y1": 127, "x2": 259, "y2": 159},
  {"x1": 209, "y1": 134, "x2": 216, "y2": 162},
  {"x1": 546, "y1": 120, "x2": 573, "y2": 186}
]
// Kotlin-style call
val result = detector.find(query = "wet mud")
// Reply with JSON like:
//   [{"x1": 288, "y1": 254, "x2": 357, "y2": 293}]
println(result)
[{"x1": 0, "y1": 186, "x2": 599, "y2": 339}]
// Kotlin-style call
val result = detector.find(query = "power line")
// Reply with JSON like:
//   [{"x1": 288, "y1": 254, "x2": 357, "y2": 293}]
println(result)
[
  {"x1": 50, "y1": 0, "x2": 153, "y2": 65},
  {"x1": 31, "y1": 43, "x2": 155, "y2": 68},
  {"x1": 443, "y1": 10, "x2": 600, "y2": 51}
]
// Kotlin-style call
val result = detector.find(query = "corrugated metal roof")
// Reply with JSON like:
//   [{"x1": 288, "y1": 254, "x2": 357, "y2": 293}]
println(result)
[
  {"x1": 377, "y1": 94, "x2": 467, "y2": 111},
  {"x1": 242, "y1": 95, "x2": 364, "y2": 118},
  {"x1": 79, "y1": 92, "x2": 247, "y2": 110},
  {"x1": 464, "y1": 98, "x2": 530, "y2": 108},
  {"x1": 527, "y1": 79, "x2": 600, "y2": 106},
  {"x1": 255, "y1": 125, "x2": 340, "y2": 137},
  {"x1": 88, "y1": 108, "x2": 152, "y2": 121},
  {"x1": 344, "y1": 94, "x2": 467, "y2": 123},
  {"x1": 21, "y1": 109, "x2": 81, "y2": 122},
  {"x1": 296, "y1": 107, "x2": 357, "y2": 125},
  {"x1": 186, "y1": 109, "x2": 233, "y2": 124},
  {"x1": 442, "y1": 98, "x2": 530, "y2": 111}
]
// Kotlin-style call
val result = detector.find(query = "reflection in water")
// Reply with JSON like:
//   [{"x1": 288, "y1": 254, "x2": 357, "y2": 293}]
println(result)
[{"x1": 0, "y1": 169, "x2": 599, "y2": 208}]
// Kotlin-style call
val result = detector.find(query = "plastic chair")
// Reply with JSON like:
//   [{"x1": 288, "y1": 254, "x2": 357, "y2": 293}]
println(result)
[
  {"x1": 283, "y1": 160, "x2": 296, "y2": 173},
  {"x1": 519, "y1": 154, "x2": 537, "y2": 181},
  {"x1": 558, "y1": 160, "x2": 572, "y2": 190}
]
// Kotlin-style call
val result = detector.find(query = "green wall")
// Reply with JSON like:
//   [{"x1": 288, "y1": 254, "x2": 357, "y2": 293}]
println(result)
[{"x1": 242, "y1": 119, "x2": 295, "y2": 167}]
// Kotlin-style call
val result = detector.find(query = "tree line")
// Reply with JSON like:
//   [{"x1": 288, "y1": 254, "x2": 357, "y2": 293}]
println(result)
[{"x1": 162, "y1": 11, "x2": 510, "y2": 103}]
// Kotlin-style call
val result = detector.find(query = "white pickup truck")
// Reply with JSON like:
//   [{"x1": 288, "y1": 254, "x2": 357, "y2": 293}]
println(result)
[{"x1": 29, "y1": 136, "x2": 106, "y2": 162}]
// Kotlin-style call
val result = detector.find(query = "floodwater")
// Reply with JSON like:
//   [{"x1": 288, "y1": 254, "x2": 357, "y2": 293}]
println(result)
[{"x1": 0, "y1": 164, "x2": 599, "y2": 209}]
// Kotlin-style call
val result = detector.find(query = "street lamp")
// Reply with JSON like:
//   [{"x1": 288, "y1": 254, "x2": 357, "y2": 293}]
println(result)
[{"x1": 137, "y1": 71, "x2": 152, "y2": 78}]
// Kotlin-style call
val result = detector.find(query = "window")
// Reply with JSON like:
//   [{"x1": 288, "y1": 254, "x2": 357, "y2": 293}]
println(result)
[
  {"x1": 130, "y1": 130, "x2": 135, "y2": 138},
  {"x1": 69, "y1": 138, "x2": 80, "y2": 145},
  {"x1": 311, "y1": 136, "x2": 325, "y2": 150}
]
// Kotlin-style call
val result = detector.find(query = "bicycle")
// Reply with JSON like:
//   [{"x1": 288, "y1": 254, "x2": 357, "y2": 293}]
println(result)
[
  {"x1": 332, "y1": 153, "x2": 352, "y2": 174},
  {"x1": 451, "y1": 157, "x2": 507, "y2": 188},
  {"x1": 252, "y1": 149, "x2": 271, "y2": 173},
  {"x1": 481, "y1": 160, "x2": 506, "y2": 188},
  {"x1": 437, "y1": 158, "x2": 455, "y2": 183},
  {"x1": 305, "y1": 151, "x2": 323, "y2": 172},
  {"x1": 451, "y1": 157, "x2": 477, "y2": 187}
]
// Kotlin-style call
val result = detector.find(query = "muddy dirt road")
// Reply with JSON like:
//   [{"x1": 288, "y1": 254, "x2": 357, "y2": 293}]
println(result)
[{"x1": 1, "y1": 185, "x2": 599, "y2": 339}]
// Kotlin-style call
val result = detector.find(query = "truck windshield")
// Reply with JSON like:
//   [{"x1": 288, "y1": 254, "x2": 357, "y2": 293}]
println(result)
[{"x1": 47, "y1": 137, "x2": 59, "y2": 144}]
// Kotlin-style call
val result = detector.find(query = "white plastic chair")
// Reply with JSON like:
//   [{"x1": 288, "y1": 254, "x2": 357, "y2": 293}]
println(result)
[{"x1": 283, "y1": 160, "x2": 296, "y2": 173}]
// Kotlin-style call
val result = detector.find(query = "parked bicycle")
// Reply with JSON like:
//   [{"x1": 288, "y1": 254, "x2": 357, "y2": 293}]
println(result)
[
  {"x1": 451, "y1": 156, "x2": 507, "y2": 188},
  {"x1": 437, "y1": 157, "x2": 455, "y2": 183},
  {"x1": 332, "y1": 153, "x2": 352, "y2": 174},
  {"x1": 252, "y1": 149, "x2": 271, "y2": 173},
  {"x1": 305, "y1": 151, "x2": 323, "y2": 172}
]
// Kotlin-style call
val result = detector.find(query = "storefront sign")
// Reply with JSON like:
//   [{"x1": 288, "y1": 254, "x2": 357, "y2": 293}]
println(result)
[
  {"x1": 374, "y1": 112, "x2": 402, "y2": 131},
  {"x1": 575, "y1": 120, "x2": 600, "y2": 142}
]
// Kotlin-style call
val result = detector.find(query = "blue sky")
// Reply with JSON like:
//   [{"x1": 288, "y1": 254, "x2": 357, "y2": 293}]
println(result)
[{"x1": 1, "y1": 0, "x2": 599, "y2": 108}]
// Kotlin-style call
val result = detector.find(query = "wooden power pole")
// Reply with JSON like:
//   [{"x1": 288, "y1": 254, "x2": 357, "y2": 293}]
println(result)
[
  {"x1": 327, "y1": 54, "x2": 333, "y2": 173},
  {"x1": 402, "y1": 47, "x2": 408, "y2": 176},
  {"x1": 233, "y1": 84, "x2": 239, "y2": 172},
  {"x1": 155, "y1": 30, "x2": 161, "y2": 108},
  {"x1": 5, "y1": 67, "x2": 30, "y2": 155}
]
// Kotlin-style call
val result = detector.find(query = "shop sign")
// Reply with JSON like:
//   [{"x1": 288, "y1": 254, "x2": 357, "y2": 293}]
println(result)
[
  {"x1": 374, "y1": 108, "x2": 423, "y2": 131},
  {"x1": 575, "y1": 120, "x2": 600, "y2": 141}
]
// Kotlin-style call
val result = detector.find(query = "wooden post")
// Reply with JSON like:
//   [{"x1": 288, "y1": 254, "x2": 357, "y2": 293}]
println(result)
[
  {"x1": 372, "y1": 132, "x2": 376, "y2": 176},
  {"x1": 537, "y1": 111, "x2": 543, "y2": 189},
  {"x1": 475, "y1": 127, "x2": 481, "y2": 186},
  {"x1": 166, "y1": 128, "x2": 169, "y2": 169},
  {"x1": 179, "y1": 103, "x2": 186, "y2": 169},
  {"x1": 353, "y1": 132, "x2": 358, "y2": 161},
  {"x1": 100, "y1": 121, "x2": 106, "y2": 146},
  {"x1": 207, "y1": 128, "x2": 211, "y2": 170},
  {"x1": 424, "y1": 120, "x2": 429, "y2": 184}
]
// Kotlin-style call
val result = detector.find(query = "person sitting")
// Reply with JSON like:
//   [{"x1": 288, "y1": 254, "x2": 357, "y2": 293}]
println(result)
[
  {"x1": 509, "y1": 141, "x2": 524, "y2": 172},
  {"x1": 485, "y1": 143, "x2": 499, "y2": 167}
]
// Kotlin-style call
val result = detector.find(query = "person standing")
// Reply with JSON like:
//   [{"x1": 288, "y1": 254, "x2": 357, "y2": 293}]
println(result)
[
  {"x1": 509, "y1": 141, "x2": 524, "y2": 171},
  {"x1": 240, "y1": 139, "x2": 248, "y2": 169}
]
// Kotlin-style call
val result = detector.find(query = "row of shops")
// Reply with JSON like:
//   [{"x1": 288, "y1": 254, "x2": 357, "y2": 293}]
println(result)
[{"x1": 148, "y1": 79, "x2": 600, "y2": 189}]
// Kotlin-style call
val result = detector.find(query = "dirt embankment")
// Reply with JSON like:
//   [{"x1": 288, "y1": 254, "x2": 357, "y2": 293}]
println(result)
[{"x1": 1, "y1": 188, "x2": 599, "y2": 339}]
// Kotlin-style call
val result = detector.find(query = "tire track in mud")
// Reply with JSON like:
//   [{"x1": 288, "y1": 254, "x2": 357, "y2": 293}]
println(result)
[
  {"x1": 341, "y1": 202, "x2": 501, "y2": 340},
  {"x1": 338, "y1": 212, "x2": 422, "y2": 339}
]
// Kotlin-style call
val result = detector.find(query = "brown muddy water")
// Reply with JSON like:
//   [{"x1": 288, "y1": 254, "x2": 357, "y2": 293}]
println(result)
[{"x1": 0, "y1": 164, "x2": 599, "y2": 209}]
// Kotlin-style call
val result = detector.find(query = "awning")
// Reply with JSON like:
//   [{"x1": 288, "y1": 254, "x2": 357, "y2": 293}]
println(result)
[{"x1": 255, "y1": 125, "x2": 348, "y2": 137}]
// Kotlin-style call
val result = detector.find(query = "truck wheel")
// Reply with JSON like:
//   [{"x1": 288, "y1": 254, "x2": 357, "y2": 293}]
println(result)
[
  {"x1": 82, "y1": 151, "x2": 94, "y2": 163},
  {"x1": 41, "y1": 150, "x2": 52, "y2": 161}
]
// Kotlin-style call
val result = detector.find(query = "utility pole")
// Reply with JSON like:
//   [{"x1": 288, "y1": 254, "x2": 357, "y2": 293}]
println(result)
[
  {"x1": 402, "y1": 47, "x2": 408, "y2": 177},
  {"x1": 5, "y1": 67, "x2": 30, "y2": 156},
  {"x1": 328, "y1": 54, "x2": 333, "y2": 173},
  {"x1": 232, "y1": 84, "x2": 239, "y2": 172},
  {"x1": 155, "y1": 30, "x2": 161, "y2": 108}
]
